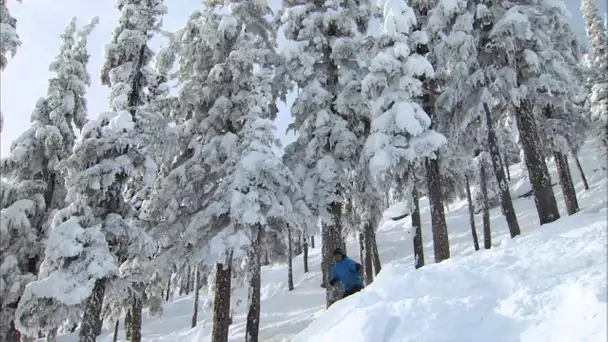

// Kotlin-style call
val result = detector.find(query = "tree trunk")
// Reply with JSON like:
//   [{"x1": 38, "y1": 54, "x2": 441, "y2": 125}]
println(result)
[
  {"x1": 4, "y1": 317, "x2": 21, "y2": 342},
  {"x1": 480, "y1": 163, "x2": 492, "y2": 249},
  {"x1": 45, "y1": 328, "x2": 57, "y2": 342},
  {"x1": 310, "y1": 235, "x2": 315, "y2": 249},
  {"x1": 185, "y1": 265, "x2": 191, "y2": 295},
  {"x1": 363, "y1": 223, "x2": 374, "y2": 285},
  {"x1": 125, "y1": 309, "x2": 131, "y2": 341},
  {"x1": 483, "y1": 103, "x2": 521, "y2": 236},
  {"x1": 424, "y1": 157, "x2": 450, "y2": 262},
  {"x1": 165, "y1": 274, "x2": 171, "y2": 301},
  {"x1": 512, "y1": 101, "x2": 560, "y2": 225},
  {"x1": 79, "y1": 278, "x2": 106, "y2": 342},
  {"x1": 191, "y1": 265, "x2": 201, "y2": 328},
  {"x1": 465, "y1": 175, "x2": 480, "y2": 251},
  {"x1": 295, "y1": 232, "x2": 302, "y2": 256},
  {"x1": 370, "y1": 223, "x2": 381, "y2": 275},
  {"x1": 130, "y1": 286, "x2": 143, "y2": 342},
  {"x1": 211, "y1": 257, "x2": 232, "y2": 342},
  {"x1": 262, "y1": 249, "x2": 270, "y2": 266},
  {"x1": 112, "y1": 320, "x2": 119, "y2": 342},
  {"x1": 358, "y1": 233, "x2": 365, "y2": 272},
  {"x1": 287, "y1": 227, "x2": 294, "y2": 291},
  {"x1": 322, "y1": 201, "x2": 344, "y2": 308},
  {"x1": 554, "y1": 151, "x2": 579, "y2": 215},
  {"x1": 504, "y1": 155, "x2": 511, "y2": 182},
  {"x1": 245, "y1": 226, "x2": 262, "y2": 342},
  {"x1": 573, "y1": 155, "x2": 589, "y2": 190},
  {"x1": 303, "y1": 234, "x2": 309, "y2": 273},
  {"x1": 411, "y1": 184, "x2": 424, "y2": 269}
]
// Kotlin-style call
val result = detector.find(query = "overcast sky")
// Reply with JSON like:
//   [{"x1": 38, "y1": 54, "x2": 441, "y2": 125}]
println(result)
[{"x1": 1, "y1": 0, "x2": 606, "y2": 157}]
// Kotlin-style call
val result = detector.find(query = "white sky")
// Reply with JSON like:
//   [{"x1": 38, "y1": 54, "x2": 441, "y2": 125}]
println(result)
[{"x1": 0, "y1": 0, "x2": 605, "y2": 157}]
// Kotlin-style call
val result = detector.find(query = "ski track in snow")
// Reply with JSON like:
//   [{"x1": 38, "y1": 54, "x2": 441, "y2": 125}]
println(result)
[{"x1": 51, "y1": 142, "x2": 606, "y2": 341}]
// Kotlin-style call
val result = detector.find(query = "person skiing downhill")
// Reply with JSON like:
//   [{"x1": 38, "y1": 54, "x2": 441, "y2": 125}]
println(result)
[{"x1": 322, "y1": 248, "x2": 365, "y2": 299}]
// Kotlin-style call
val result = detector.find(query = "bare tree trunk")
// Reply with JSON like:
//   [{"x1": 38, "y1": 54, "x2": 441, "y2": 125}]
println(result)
[
  {"x1": 125, "y1": 309, "x2": 131, "y2": 341},
  {"x1": 79, "y1": 278, "x2": 106, "y2": 342},
  {"x1": 480, "y1": 163, "x2": 492, "y2": 249},
  {"x1": 424, "y1": 157, "x2": 450, "y2": 262},
  {"x1": 130, "y1": 286, "x2": 143, "y2": 342},
  {"x1": 45, "y1": 328, "x2": 57, "y2": 342},
  {"x1": 310, "y1": 235, "x2": 315, "y2": 249},
  {"x1": 191, "y1": 265, "x2": 201, "y2": 328},
  {"x1": 358, "y1": 232, "x2": 365, "y2": 271},
  {"x1": 303, "y1": 234, "x2": 309, "y2": 273},
  {"x1": 245, "y1": 226, "x2": 262, "y2": 342},
  {"x1": 573, "y1": 155, "x2": 589, "y2": 190},
  {"x1": 554, "y1": 151, "x2": 579, "y2": 215},
  {"x1": 211, "y1": 256, "x2": 232, "y2": 342},
  {"x1": 4, "y1": 318, "x2": 21, "y2": 342},
  {"x1": 504, "y1": 155, "x2": 511, "y2": 182},
  {"x1": 370, "y1": 222, "x2": 381, "y2": 275},
  {"x1": 185, "y1": 266, "x2": 191, "y2": 295},
  {"x1": 262, "y1": 249, "x2": 270, "y2": 266},
  {"x1": 465, "y1": 175, "x2": 480, "y2": 251},
  {"x1": 411, "y1": 183, "x2": 424, "y2": 269},
  {"x1": 363, "y1": 223, "x2": 374, "y2": 285},
  {"x1": 512, "y1": 100, "x2": 560, "y2": 225},
  {"x1": 165, "y1": 274, "x2": 171, "y2": 301},
  {"x1": 295, "y1": 232, "x2": 302, "y2": 256},
  {"x1": 287, "y1": 227, "x2": 294, "y2": 291},
  {"x1": 322, "y1": 202, "x2": 344, "y2": 308},
  {"x1": 483, "y1": 103, "x2": 521, "y2": 236},
  {"x1": 112, "y1": 320, "x2": 119, "y2": 342}
]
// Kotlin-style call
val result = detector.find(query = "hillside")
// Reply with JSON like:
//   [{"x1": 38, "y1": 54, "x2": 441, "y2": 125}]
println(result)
[{"x1": 54, "y1": 141, "x2": 607, "y2": 341}]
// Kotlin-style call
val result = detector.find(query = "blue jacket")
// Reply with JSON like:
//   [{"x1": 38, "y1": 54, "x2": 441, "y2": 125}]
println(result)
[{"x1": 330, "y1": 256, "x2": 364, "y2": 290}]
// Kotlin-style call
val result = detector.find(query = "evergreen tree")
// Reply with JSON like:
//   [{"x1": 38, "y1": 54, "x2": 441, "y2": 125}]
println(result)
[
  {"x1": 1, "y1": 17, "x2": 97, "y2": 342},
  {"x1": 581, "y1": 0, "x2": 608, "y2": 156},
  {"x1": 362, "y1": 0, "x2": 447, "y2": 263},
  {"x1": 281, "y1": 0, "x2": 371, "y2": 307},
  {"x1": 0, "y1": 0, "x2": 21, "y2": 71}
]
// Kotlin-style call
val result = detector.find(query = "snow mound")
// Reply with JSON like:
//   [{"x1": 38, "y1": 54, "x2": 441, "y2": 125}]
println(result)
[{"x1": 294, "y1": 212, "x2": 607, "y2": 342}]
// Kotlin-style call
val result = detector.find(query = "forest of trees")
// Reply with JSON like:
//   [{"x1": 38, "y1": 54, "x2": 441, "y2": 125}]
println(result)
[{"x1": 0, "y1": 0, "x2": 605, "y2": 341}]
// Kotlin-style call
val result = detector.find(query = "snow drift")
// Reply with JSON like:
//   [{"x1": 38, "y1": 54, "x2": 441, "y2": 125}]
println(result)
[{"x1": 294, "y1": 210, "x2": 607, "y2": 342}]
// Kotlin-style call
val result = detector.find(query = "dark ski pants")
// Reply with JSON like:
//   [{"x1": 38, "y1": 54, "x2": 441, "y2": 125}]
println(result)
[{"x1": 342, "y1": 284, "x2": 364, "y2": 299}]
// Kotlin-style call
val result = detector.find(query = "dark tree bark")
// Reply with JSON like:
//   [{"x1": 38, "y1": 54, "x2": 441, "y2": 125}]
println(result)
[
  {"x1": 358, "y1": 232, "x2": 365, "y2": 272},
  {"x1": 424, "y1": 157, "x2": 450, "y2": 262},
  {"x1": 125, "y1": 309, "x2": 131, "y2": 341},
  {"x1": 303, "y1": 234, "x2": 309, "y2": 273},
  {"x1": 112, "y1": 320, "x2": 119, "y2": 342},
  {"x1": 185, "y1": 265, "x2": 191, "y2": 295},
  {"x1": 483, "y1": 103, "x2": 521, "y2": 236},
  {"x1": 504, "y1": 155, "x2": 511, "y2": 181},
  {"x1": 262, "y1": 249, "x2": 270, "y2": 266},
  {"x1": 79, "y1": 278, "x2": 106, "y2": 342},
  {"x1": 310, "y1": 235, "x2": 315, "y2": 249},
  {"x1": 573, "y1": 155, "x2": 589, "y2": 190},
  {"x1": 130, "y1": 285, "x2": 144, "y2": 342},
  {"x1": 4, "y1": 318, "x2": 21, "y2": 342},
  {"x1": 287, "y1": 227, "x2": 294, "y2": 291},
  {"x1": 245, "y1": 227, "x2": 262, "y2": 342},
  {"x1": 512, "y1": 100, "x2": 560, "y2": 225},
  {"x1": 322, "y1": 202, "x2": 344, "y2": 308},
  {"x1": 554, "y1": 151, "x2": 579, "y2": 215},
  {"x1": 363, "y1": 223, "x2": 374, "y2": 285},
  {"x1": 480, "y1": 163, "x2": 492, "y2": 249},
  {"x1": 411, "y1": 184, "x2": 424, "y2": 269},
  {"x1": 179, "y1": 274, "x2": 185, "y2": 296},
  {"x1": 211, "y1": 256, "x2": 232, "y2": 342},
  {"x1": 191, "y1": 265, "x2": 201, "y2": 328},
  {"x1": 164, "y1": 274, "x2": 171, "y2": 301},
  {"x1": 370, "y1": 221, "x2": 381, "y2": 275},
  {"x1": 465, "y1": 175, "x2": 480, "y2": 251},
  {"x1": 295, "y1": 232, "x2": 302, "y2": 256}
]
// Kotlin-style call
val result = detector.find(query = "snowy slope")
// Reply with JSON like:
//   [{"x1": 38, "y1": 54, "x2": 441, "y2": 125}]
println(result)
[{"x1": 53, "y1": 141, "x2": 606, "y2": 341}]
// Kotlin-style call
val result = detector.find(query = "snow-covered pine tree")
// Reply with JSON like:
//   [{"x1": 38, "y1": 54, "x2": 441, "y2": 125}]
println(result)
[
  {"x1": 581, "y1": 0, "x2": 608, "y2": 157},
  {"x1": 281, "y1": 0, "x2": 372, "y2": 307},
  {"x1": 97, "y1": 1, "x2": 168, "y2": 340},
  {"x1": 2, "y1": 17, "x2": 98, "y2": 342},
  {"x1": 0, "y1": 0, "x2": 21, "y2": 71},
  {"x1": 362, "y1": 0, "x2": 447, "y2": 262}
]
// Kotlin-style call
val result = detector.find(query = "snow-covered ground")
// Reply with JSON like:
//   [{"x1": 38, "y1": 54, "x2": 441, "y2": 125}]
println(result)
[{"x1": 55, "y1": 141, "x2": 607, "y2": 341}]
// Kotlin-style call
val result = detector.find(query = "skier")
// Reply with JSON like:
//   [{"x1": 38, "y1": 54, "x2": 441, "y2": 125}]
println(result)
[{"x1": 321, "y1": 248, "x2": 365, "y2": 299}]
